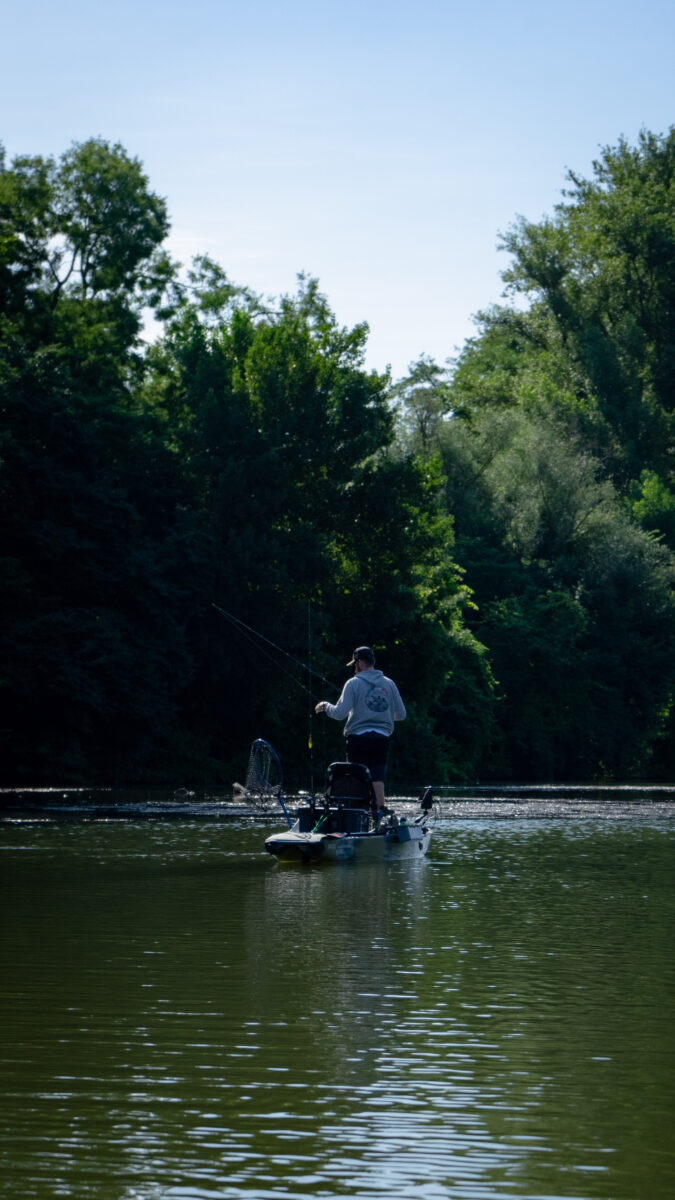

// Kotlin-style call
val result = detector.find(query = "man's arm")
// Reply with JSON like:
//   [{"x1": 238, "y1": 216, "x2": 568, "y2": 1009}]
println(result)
[
  {"x1": 390, "y1": 682, "x2": 406, "y2": 721},
  {"x1": 324, "y1": 677, "x2": 357, "y2": 720}
]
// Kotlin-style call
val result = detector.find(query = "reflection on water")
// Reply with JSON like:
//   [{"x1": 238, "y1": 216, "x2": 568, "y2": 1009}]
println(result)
[{"x1": 1, "y1": 816, "x2": 674, "y2": 1199}]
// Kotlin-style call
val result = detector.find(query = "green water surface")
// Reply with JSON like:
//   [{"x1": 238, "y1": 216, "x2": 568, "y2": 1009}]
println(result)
[{"x1": 1, "y1": 815, "x2": 674, "y2": 1199}]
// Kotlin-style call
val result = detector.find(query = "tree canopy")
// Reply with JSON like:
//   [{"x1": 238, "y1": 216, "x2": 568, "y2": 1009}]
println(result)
[
  {"x1": 394, "y1": 126, "x2": 675, "y2": 779},
  {"x1": 1, "y1": 141, "x2": 489, "y2": 786},
  {"x1": 2, "y1": 130, "x2": 674, "y2": 786}
]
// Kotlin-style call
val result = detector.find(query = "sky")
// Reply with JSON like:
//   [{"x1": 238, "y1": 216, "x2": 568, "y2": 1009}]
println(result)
[{"x1": 2, "y1": 0, "x2": 674, "y2": 379}]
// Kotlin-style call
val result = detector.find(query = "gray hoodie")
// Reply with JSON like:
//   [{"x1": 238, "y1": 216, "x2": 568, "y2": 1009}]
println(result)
[{"x1": 324, "y1": 668, "x2": 406, "y2": 737}]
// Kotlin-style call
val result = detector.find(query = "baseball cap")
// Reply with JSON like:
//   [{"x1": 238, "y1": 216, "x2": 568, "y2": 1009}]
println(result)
[{"x1": 347, "y1": 646, "x2": 375, "y2": 666}]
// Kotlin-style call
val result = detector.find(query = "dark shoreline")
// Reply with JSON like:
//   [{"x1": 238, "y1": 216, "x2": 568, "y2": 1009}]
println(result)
[{"x1": 2, "y1": 784, "x2": 675, "y2": 822}]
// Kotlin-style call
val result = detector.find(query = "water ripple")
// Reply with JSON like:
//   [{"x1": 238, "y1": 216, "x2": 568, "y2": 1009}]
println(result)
[{"x1": 1, "y1": 817, "x2": 674, "y2": 1199}]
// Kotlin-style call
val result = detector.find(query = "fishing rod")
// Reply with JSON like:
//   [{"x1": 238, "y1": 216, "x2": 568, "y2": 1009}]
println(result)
[
  {"x1": 211, "y1": 603, "x2": 340, "y2": 698},
  {"x1": 307, "y1": 599, "x2": 314, "y2": 793}
]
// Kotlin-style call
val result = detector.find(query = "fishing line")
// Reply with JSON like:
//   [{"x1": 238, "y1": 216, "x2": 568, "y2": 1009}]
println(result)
[{"x1": 211, "y1": 603, "x2": 339, "y2": 698}]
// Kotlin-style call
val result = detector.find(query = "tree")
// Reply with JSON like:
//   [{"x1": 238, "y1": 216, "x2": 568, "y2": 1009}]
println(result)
[
  {"x1": 394, "y1": 345, "x2": 675, "y2": 778},
  {"x1": 0, "y1": 138, "x2": 171, "y2": 315},
  {"x1": 0, "y1": 140, "x2": 202, "y2": 783},
  {"x1": 500, "y1": 127, "x2": 675, "y2": 488},
  {"x1": 391, "y1": 355, "x2": 454, "y2": 456},
  {"x1": 146, "y1": 276, "x2": 496, "y2": 786},
  {"x1": 460, "y1": 412, "x2": 675, "y2": 778}
]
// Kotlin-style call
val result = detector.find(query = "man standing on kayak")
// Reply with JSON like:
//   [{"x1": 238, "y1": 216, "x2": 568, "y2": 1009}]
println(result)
[{"x1": 315, "y1": 646, "x2": 406, "y2": 812}]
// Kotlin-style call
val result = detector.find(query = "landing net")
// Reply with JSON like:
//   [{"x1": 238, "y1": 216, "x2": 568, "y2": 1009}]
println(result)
[{"x1": 244, "y1": 738, "x2": 283, "y2": 800}]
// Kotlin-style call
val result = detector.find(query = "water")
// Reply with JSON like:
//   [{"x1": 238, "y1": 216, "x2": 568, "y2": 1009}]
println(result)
[{"x1": 1, "y1": 808, "x2": 674, "y2": 1199}]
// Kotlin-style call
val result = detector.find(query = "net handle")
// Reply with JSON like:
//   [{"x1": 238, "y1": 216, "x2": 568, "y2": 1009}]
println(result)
[{"x1": 249, "y1": 738, "x2": 292, "y2": 828}]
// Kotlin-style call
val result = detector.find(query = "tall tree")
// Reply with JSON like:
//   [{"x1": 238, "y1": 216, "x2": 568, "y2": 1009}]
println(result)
[
  {"x1": 0, "y1": 140, "x2": 199, "y2": 782},
  {"x1": 394, "y1": 137, "x2": 675, "y2": 784},
  {"x1": 147, "y1": 276, "x2": 495, "y2": 786},
  {"x1": 500, "y1": 127, "x2": 675, "y2": 490}
]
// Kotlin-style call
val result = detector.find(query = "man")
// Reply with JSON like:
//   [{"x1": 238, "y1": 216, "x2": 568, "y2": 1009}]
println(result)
[{"x1": 315, "y1": 646, "x2": 406, "y2": 811}]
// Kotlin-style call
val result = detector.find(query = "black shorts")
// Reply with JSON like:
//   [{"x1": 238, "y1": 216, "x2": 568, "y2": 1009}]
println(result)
[{"x1": 346, "y1": 733, "x2": 390, "y2": 784}]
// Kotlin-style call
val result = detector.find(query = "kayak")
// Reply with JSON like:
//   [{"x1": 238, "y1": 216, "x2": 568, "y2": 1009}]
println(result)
[{"x1": 264, "y1": 761, "x2": 434, "y2": 864}]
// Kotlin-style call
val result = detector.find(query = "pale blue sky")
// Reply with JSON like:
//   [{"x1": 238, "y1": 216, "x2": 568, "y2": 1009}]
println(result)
[{"x1": 3, "y1": 0, "x2": 674, "y2": 377}]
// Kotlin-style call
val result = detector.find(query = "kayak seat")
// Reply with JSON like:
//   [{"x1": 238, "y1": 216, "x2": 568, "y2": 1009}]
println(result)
[{"x1": 324, "y1": 762, "x2": 376, "y2": 811}]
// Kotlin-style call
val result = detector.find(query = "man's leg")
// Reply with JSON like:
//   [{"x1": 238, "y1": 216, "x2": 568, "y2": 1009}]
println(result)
[{"x1": 346, "y1": 734, "x2": 388, "y2": 812}]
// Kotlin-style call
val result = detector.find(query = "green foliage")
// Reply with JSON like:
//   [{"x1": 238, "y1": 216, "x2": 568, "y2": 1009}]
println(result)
[
  {"x1": 389, "y1": 127, "x2": 675, "y2": 780},
  {"x1": 500, "y1": 127, "x2": 675, "y2": 485},
  {"x1": 0, "y1": 138, "x2": 171, "y2": 325},
  {"x1": 0, "y1": 318, "x2": 213, "y2": 779},
  {"x1": 4, "y1": 129, "x2": 675, "y2": 787},
  {"x1": 390, "y1": 355, "x2": 454, "y2": 455},
  {"x1": 579, "y1": 514, "x2": 675, "y2": 776},
  {"x1": 0, "y1": 140, "x2": 206, "y2": 782},
  {"x1": 146, "y1": 277, "x2": 491, "y2": 787},
  {"x1": 629, "y1": 470, "x2": 675, "y2": 543}
]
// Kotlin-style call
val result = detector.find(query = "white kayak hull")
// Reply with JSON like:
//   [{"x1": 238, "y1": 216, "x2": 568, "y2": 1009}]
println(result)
[{"x1": 265, "y1": 821, "x2": 431, "y2": 864}]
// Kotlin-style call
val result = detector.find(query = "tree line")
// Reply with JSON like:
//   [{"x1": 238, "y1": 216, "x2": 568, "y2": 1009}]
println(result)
[{"x1": 1, "y1": 129, "x2": 674, "y2": 788}]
